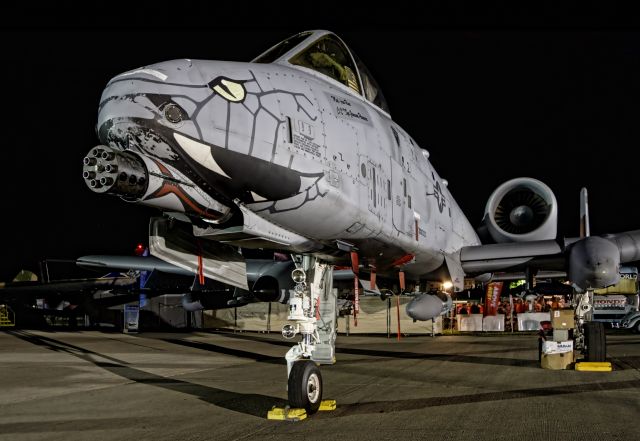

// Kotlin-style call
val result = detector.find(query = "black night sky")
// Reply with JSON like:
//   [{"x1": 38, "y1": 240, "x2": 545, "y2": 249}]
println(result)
[{"x1": 2, "y1": 4, "x2": 640, "y2": 281}]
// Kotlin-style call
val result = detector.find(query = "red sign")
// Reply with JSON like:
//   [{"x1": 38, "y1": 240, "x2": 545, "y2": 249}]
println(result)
[{"x1": 484, "y1": 282, "x2": 503, "y2": 316}]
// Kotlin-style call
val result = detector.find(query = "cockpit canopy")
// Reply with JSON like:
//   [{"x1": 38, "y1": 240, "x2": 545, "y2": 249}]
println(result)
[{"x1": 253, "y1": 31, "x2": 390, "y2": 115}]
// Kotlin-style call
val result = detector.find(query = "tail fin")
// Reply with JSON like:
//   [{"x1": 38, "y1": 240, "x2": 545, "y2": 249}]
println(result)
[
  {"x1": 13, "y1": 270, "x2": 38, "y2": 282},
  {"x1": 580, "y1": 187, "x2": 590, "y2": 238}
]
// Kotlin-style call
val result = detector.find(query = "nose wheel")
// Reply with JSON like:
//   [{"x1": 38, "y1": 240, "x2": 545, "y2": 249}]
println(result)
[{"x1": 288, "y1": 360, "x2": 323, "y2": 414}]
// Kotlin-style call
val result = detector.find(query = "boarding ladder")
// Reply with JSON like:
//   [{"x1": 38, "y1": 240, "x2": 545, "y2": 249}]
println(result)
[{"x1": 0, "y1": 305, "x2": 15, "y2": 327}]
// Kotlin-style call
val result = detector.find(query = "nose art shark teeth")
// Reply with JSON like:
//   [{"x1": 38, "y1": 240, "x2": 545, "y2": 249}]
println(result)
[{"x1": 173, "y1": 133, "x2": 231, "y2": 179}]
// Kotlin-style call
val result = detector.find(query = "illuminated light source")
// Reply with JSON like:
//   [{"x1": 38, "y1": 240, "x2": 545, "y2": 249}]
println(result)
[
  {"x1": 134, "y1": 244, "x2": 146, "y2": 256},
  {"x1": 442, "y1": 281, "x2": 453, "y2": 290}
]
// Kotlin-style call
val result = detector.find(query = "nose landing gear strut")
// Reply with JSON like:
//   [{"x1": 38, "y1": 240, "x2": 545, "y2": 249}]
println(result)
[{"x1": 281, "y1": 256, "x2": 337, "y2": 414}]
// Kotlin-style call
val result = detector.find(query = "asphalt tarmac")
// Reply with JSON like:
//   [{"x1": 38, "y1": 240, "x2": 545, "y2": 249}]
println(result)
[{"x1": 1, "y1": 329, "x2": 639, "y2": 440}]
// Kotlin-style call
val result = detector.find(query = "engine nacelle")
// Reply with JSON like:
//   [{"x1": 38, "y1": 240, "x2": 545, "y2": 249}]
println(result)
[
  {"x1": 247, "y1": 260, "x2": 296, "y2": 304},
  {"x1": 406, "y1": 292, "x2": 452, "y2": 321},
  {"x1": 484, "y1": 177, "x2": 557, "y2": 243}
]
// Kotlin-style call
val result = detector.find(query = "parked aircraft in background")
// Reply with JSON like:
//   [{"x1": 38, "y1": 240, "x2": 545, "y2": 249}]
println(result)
[
  {"x1": 0, "y1": 246, "x2": 374, "y2": 329},
  {"x1": 77, "y1": 250, "x2": 297, "y2": 311},
  {"x1": 82, "y1": 29, "x2": 640, "y2": 412},
  {"x1": 0, "y1": 252, "x2": 301, "y2": 327},
  {"x1": 77, "y1": 249, "x2": 386, "y2": 312},
  {"x1": 0, "y1": 269, "x2": 138, "y2": 327}
]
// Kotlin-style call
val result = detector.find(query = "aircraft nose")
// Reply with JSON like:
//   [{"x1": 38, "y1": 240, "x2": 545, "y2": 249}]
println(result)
[
  {"x1": 96, "y1": 59, "x2": 316, "y2": 203},
  {"x1": 109, "y1": 59, "x2": 203, "y2": 86},
  {"x1": 97, "y1": 59, "x2": 207, "y2": 151}
]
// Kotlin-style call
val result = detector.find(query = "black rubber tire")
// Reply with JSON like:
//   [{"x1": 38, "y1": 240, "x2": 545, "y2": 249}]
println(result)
[
  {"x1": 288, "y1": 360, "x2": 322, "y2": 414},
  {"x1": 636, "y1": 321, "x2": 640, "y2": 334},
  {"x1": 538, "y1": 338, "x2": 542, "y2": 362},
  {"x1": 585, "y1": 321, "x2": 606, "y2": 362}
]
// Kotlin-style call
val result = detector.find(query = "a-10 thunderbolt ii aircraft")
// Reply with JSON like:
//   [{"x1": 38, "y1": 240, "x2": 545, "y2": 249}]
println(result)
[{"x1": 83, "y1": 29, "x2": 640, "y2": 413}]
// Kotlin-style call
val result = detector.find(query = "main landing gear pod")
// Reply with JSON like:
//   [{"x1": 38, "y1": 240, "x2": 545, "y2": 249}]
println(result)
[{"x1": 282, "y1": 257, "x2": 337, "y2": 414}]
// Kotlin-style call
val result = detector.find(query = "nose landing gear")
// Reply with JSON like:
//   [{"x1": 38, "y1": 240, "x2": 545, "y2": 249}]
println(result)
[{"x1": 282, "y1": 256, "x2": 337, "y2": 415}]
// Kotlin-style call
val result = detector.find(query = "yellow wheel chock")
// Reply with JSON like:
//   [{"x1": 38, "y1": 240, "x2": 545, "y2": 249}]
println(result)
[
  {"x1": 575, "y1": 362, "x2": 612, "y2": 372},
  {"x1": 267, "y1": 400, "x2": 336, "y2": 420}
]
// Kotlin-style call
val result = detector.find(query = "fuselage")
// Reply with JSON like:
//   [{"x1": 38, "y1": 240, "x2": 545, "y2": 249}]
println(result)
[{"x1": 95, "y1": 35, "x2": 480, "y2": 280}]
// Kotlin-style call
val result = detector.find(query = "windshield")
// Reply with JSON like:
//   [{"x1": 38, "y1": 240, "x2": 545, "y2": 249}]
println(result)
[
  {"x1": 289, "y1": 35, "x2": 361, "y2": 94},
  {"x1": 253, "y1": 32, "x2": 313, "y2": 63},
  {"x1": 350, "y1": 49, "x2": 390, "y2": 114},
  {"x1": 256, "y1": 31, "x2": 390, "y2": 114}
]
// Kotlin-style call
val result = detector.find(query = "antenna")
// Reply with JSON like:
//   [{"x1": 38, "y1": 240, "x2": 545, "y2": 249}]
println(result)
[{"x1": 579, "y1": 187, "x2": 590, "y2": 238}]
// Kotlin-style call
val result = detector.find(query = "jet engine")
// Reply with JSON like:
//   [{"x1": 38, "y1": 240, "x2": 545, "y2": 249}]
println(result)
[
  {"x1": 483, "y1": 177, "x2": 557, "y2": 243},
  {"x1": 247, "y1": 259, "x2": 296, "y2": 304},
  {"x1": 405, "y1": 291, "x2": 452, "y2": 321}
]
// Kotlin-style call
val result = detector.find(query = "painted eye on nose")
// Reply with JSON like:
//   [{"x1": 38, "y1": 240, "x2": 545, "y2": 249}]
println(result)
[{"x1": 208, "y1": 77, "x2": 246, "y2": 103}]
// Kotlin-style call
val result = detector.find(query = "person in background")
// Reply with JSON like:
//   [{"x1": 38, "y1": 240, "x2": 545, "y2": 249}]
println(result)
[{"x1": 534, "y1": 299, "x2": 543, "y2": 312}]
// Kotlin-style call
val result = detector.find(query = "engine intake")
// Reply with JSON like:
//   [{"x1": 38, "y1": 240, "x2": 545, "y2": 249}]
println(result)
[{"x1": 484, "y1": 178, "x2": 557, "y2": 243}]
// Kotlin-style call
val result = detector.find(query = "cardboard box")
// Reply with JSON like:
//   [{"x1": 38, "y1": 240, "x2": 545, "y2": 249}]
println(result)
[
  {"x1": 552, "y1": 329, "x2": 570, "y2": 342},
  {"x1": 541, "y1": 351, "x2": 574, "y2": 370},
  {"x1": 542, "y1": 340, "x2": 573, "y2": 355},
  {"x1": 551, "y1": 309, "x2": 574, "y2": 330}
]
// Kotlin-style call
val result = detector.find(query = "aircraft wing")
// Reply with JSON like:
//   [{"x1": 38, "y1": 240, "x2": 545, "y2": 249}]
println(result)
[
  {"x1": 460, "y1": 239, "x2": 565, "y2": 274},
  {"x1": 0, "y1": 274, "x2": 140, "y2": 313},
  {"x1": 0, "y1": 275, "x2": 138, "y2": 296},
  {"x1": 460, "y1": 230, "x2": 640, "y2": 289},
  {"x1": 77, "y1": 255, "x2": 193, "y2": 276}
]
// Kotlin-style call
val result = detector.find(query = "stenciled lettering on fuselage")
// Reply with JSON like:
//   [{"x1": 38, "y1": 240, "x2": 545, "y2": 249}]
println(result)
[
  {"x1": 292, "y1": 119, "x2": 322, "y2": 158},
  {"x1": 325, "y1": 93, "x2": 372, "y2": 125}
]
